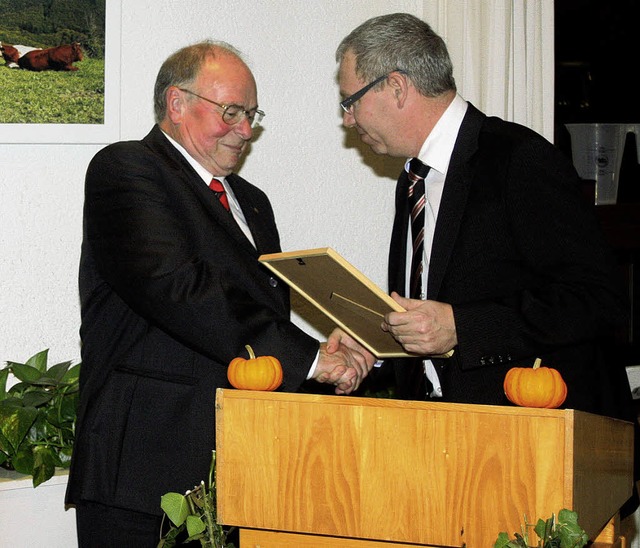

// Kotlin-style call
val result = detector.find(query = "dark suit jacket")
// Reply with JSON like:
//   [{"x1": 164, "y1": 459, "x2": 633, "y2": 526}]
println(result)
[
  {"x1": 65, "y1": 125, "x2": 319, "y2": 515},
  {"x1": 388, "y1": 103, "x2": 633, "y2": 422}
]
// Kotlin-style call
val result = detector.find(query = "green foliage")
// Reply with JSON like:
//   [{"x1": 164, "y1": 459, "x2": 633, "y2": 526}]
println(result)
[
  {"x1": 494, "y1": 509, "x2": 589, "y2": 548},
  {"x1": 159, "y1": 450, "x2": 236, "y2": 548},
  {"x1": 0, "y1": 57, "x2": 104, "y2": 124},
  {"x1": 0, "y1": 0, "x2": 105, "y2": 56},
  {"x1": 0, "y1": 349, "x2": 80, "y2": 487},
  {"x1": 362, "y1": 384, "x2": 396, "y2": 398}
]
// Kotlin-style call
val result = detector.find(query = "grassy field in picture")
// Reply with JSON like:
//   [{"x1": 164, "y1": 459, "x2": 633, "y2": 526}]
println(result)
[{"x1": 0, "y1": 57, "x2": 104, "y2": 124}]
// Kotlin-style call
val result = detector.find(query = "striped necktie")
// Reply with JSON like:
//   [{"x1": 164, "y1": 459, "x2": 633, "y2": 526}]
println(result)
[
  {"x1": 406, "y1": 158, "x2": 443, "y2": 400},
  {"x1": 209, "y1": 178, "x2": 230, "y2": 211},
  {"x1": 407, "y1": 158, "x2": 431, "y2": 299}
]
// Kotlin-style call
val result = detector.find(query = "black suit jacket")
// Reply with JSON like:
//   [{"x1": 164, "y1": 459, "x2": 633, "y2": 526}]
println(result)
[
  {"x1": 388, "y1": 103, "x2": 633, "y2": 422},
  {"x1": 66, "y1": 126, "x2": 319, "y2": 515}
]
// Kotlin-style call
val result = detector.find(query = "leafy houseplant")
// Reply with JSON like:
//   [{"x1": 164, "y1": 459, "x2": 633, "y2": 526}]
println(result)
[
  {"x1": 158, "y1": 450, "x2": 235, "y2": 547},
  {"x1": 0, "y1": 349, "x2": 80, "y2": 487},
  {"x1": 494, "y1": 509, "x2": 589, "y2": 548}
]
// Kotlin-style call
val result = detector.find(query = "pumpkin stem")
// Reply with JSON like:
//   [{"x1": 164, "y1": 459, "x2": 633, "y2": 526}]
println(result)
[
  {"x1": 245, "y1": 344, "x2": 256, "y2": 360},
  {"x1": 533, "y1": 358, "x2": 542, "y2": 369}
]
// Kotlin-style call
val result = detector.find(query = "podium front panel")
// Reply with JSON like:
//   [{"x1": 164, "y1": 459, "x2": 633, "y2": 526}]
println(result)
[{"x1": 215, "y1": 390, "x2": 633, "y2": 547}]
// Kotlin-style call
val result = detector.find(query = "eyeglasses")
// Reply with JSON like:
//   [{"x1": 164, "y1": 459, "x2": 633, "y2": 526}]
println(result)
[
  {"x1": 340, "y1": 70, "x2": 404, "y2": 114},
  {"x1": 178, "y1": 88, "x2": 265, "y2": 128}
]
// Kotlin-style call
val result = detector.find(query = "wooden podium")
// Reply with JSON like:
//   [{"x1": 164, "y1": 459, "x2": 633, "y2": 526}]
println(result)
[{"x1": 215, "y1": 389, "x2": 634, "y2": 547}]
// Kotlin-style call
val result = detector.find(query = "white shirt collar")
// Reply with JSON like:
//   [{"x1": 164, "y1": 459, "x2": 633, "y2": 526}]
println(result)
[
  {"x1": 406, "y1": 93, "x2": 468, "y2": 175},
  {"x1": 161, "y1": 130, "x2": 219, "y2": 185}
]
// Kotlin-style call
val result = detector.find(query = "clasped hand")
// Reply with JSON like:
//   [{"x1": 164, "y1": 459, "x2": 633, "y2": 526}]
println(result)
[
  {"x1": 313, "y1": 328, "x2": 376, "y2": 395},
  {"x1": 381, "y1": 292, "x2": 457, "y2": 356}
]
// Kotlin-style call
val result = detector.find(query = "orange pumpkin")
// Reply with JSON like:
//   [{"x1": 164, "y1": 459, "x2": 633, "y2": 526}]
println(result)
[
  {"x1": 503, "y1": 358, "x2": 567, "y2": 409},
  {"x1": 227, "y1": 344, "x2": 283, "y2": 391}
]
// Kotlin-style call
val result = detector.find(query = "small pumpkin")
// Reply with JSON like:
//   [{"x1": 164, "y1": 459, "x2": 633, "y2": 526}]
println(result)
[
  {"x1": 227, "y1": 344, "x2": 283, "y2": 391},
  {"x1": 504, "y1": 358, "x2": 567, "y2": 409}
]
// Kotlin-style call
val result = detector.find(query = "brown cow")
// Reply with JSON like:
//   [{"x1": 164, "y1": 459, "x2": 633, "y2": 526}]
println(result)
[
  {"x1": 1, "y1": 43, "x2": 20, "y2": 64},
  {"x1": 1, "y1": 42, "x2": 41, "y2": 68},
  {"x1": 18, "y1": 42, "x2": 83, "y2": 71}
]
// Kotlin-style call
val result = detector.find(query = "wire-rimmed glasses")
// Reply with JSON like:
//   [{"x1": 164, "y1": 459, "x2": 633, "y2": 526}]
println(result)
[{"x1": 178, "y1": 88, "x2": 265, "y2": 128}]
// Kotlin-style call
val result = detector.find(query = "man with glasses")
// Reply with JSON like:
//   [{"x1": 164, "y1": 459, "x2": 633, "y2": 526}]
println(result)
[
  {"x1": 66, "y1": 40, "x2": 375, "y2": 546},
  {"x1": 335, "y1": 14, "x2": 638, "y2": 513}
]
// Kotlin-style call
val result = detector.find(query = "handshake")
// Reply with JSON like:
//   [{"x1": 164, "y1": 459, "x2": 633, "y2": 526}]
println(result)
[
  {"x1": 309, "y1": 292, "x2": 459, "y2": 395},
  {"x1": 311, "y1": 328, "x2": 377, "y2": 395}
]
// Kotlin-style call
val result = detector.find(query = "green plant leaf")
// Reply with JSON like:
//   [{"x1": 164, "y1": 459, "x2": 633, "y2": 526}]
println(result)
[
  {"x1": 160, "y1": 492, "x2": 190, "y2": 527},
  {"x1": 157, "y1": 524, "x2": 183, "y2": 547},
  {"x1": 29, "y1": 412, "x2": 51, "y2": 444},
  {"x1": 32, "y1": 445, "x2": 57, "y2": 487},
  {"x1": 9, "y1": 363, "x2": 43, "y2": 384},
  {"x1": 185, "y1": 514, "x2": 206, "y2": 538},
  {"x1": 493, "y1": 531, "x2": 511, "y2": 548},
  {"x1": 57, "y1": 446, "x2": 73, "y2": 467},
  {"x1": 57, "y1": 393, "x2": 79, "y2": 424},
  {"x1": 493, "y1": 532, "x2": 528, "y2": 548},
  {"x1": 11, "y1": 445, "x2": 35, "y2": 475},
  {"x1": 31, "y1": 375, "x2": 63, "y2": 388},
  {"x1": 0, "y1": 368, "x2": 9, "y2": 401},
  {"x1": 63, "y1": 363, "x2": 81, "y2": 384},
  {"x1": 556, "y1": 509, "x2": 589, "y2": 548},
  {"x1": 25, "y1": 349, "x2": 49, "y2": 373},
  {"x1": 46, "y1": 361, "x2": 73, "y2": 382},
  {"x1": 22, "y1": 389, "x2": 55, "y2": 408},
  {"x1": 0, "y1": 404, "x2": 38, "y2": 451},
  {"x1": 6, "y1": 383, "x2": 27, "y2": 397},
  {"x1": 534, "y1": 515, "x2": 554, "y2": 542}
]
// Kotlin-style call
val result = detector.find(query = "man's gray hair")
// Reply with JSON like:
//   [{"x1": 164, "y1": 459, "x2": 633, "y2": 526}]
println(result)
[{"x1": 336, "y1": 13, "x2": 456, "y2": 97}]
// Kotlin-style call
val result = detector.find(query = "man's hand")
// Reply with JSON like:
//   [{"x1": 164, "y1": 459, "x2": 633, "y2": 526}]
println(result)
[
  {"x1": 381, "y1": 292, "x2": 457, "y2": 356},
  {"x1": 312, "y1": 328, "x2": 376, "y2": 395}
]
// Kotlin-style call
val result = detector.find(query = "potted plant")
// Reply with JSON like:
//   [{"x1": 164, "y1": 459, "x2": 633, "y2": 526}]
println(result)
[
  {"x1": 494, "y1": 509, "x2": 589, "y2": 548},
  {"x1": 0, "y1": 349, "x2": 80, "y2": 487},
  {"x1": 158, "y1": 449, "x2": 235, "y2": 547}
]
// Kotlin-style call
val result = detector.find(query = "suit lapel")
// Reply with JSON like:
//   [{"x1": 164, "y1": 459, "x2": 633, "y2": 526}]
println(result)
[
  {"x1": 143, "y1": 126, "x2": 259, "y2": 255},
  {"x1": 225, "y1": 175, "x2": 270, "y2": 254},
  {"x1": 428, "y1": 105, "x2": 485, "y2": 299},
  {"x1": 389, "y1": 170, "x2": 411, "y2": 296}
]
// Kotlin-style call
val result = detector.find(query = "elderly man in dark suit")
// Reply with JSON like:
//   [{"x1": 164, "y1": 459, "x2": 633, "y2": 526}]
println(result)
[
  {"x1": 336, "y1": 12, "x2": 636, "y2": 467},
  {"x1": 66, "y1": 40, "x2": 375, "y2": 547}
]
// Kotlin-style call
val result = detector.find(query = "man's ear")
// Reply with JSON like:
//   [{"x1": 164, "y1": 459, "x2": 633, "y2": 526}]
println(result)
[
  {"x1": 387, "y1": 71, "x2": 409, "y2": 107},
  {"x1": 166, "y1": 87, "x2": 186, "y2": 123}
]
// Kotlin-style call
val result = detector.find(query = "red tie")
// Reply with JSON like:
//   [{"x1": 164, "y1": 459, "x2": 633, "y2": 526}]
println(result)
[{"x1": 209, "y1": 178, "x2": 230, "y2": 211}]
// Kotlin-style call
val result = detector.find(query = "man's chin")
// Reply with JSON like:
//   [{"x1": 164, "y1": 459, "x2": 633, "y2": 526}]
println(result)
[{"x1": 364, "y1": 141, "x2": 386, "y2": 155}]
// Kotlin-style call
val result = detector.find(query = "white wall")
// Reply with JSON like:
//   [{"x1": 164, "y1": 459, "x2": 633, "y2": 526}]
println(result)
[
  {"x1": 0, "y1": 2, "x2": 425, "y2": 543},
  {"x1": 0, "y1": 0, "x2": 428, "y2": 365}
]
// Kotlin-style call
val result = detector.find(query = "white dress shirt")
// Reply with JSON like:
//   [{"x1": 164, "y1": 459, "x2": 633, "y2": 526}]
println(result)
[{"x1": 405, "y1": 94, "x2": 468, "y2": 397}]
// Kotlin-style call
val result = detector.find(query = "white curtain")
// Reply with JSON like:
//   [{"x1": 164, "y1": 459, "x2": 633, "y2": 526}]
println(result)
[{"x1": 422, "y1": 0, "x2": 555, "y2": 142}]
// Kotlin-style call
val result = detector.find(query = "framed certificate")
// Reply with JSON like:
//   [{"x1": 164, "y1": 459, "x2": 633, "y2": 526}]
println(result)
[{"x1": 259, "y1": 247, "x2": 413, "y2": 358}]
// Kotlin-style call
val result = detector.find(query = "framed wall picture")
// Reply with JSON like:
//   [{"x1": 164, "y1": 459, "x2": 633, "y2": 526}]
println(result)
[{"x1": 0, "y1": 0, "x2": 121, "y2": 144}]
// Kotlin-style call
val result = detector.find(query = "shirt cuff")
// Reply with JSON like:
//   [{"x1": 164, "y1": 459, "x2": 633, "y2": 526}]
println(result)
[{"x1": 306, "y1": 351, "x2": 320, "y2": 380}]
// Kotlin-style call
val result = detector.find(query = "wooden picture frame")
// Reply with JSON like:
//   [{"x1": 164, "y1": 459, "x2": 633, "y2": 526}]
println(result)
[{"x1": 259, "y1": 247, "x2": 413, "y2": 358}]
